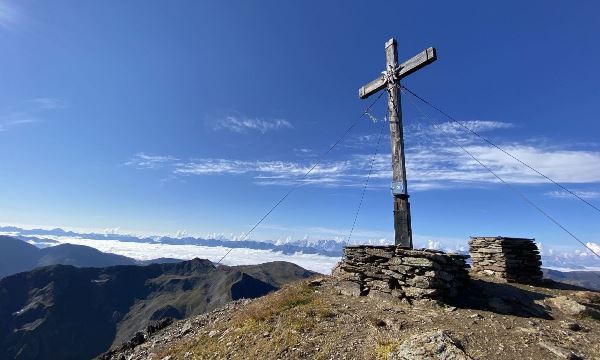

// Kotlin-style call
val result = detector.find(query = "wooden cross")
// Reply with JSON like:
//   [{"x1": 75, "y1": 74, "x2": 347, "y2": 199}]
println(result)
[{"x1": 358, "y1": 38, "x2": 437, "y2": 248}]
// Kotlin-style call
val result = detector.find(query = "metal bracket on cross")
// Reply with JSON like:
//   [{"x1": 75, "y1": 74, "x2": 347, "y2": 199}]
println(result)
[{"x1": 385, "y1": 64, "x2": 399, "y2": 86}]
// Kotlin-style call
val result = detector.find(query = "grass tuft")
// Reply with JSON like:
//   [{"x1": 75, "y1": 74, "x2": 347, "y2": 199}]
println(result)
[{"x1": 374, "y1": 339, "x2": 400, "y2": 360}]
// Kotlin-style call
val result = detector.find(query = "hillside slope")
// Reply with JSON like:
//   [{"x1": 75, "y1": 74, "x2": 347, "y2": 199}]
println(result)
[
  {"x1": 0, "y1": 236, "x2": 138, "y2": 278},
  {"x1": 0, "y1": 236, "x2": 41, "y2": 278},
  {"x1": 102, "y1": 275, "x2": 600, "y2": 360},
  {"x1": 0, "y1": 259, "x2": 314, "y2": 360},
  {"x1": 36, "y1": 243, "x2": 137, "y2": 268}
]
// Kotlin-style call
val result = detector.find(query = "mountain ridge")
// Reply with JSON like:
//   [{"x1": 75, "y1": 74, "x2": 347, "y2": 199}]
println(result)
[{"x1": 0, "y1": 258, "x2": 315, "y2": 360}]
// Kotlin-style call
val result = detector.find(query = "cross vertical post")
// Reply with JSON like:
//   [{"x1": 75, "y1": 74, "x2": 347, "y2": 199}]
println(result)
[
  {"x1": 385, "y1": 39, "x2": 412, "y2": 248},
  {"x1": 358, "y1": 38, "x2": 437, "y2": 248}
]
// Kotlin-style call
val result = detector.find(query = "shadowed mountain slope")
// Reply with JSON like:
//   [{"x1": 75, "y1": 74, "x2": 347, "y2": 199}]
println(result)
[
  {"x1": 235, "y1": 261, "x2": 316, "y2": 288},
  {"x1": 0, "y1": 259, "x2": 315, "y2": 360},
  {"x1": 0, "y1": 236, "x2": 41, "y2": 279},
  {"x1": 543, "y1": 268, "x2": 600, "y2": 291}
]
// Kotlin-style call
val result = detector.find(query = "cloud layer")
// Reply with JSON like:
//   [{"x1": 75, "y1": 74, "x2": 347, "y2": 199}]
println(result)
[
  {"x1": 3, "y1": 226, "x2": 599, "y2": 273},
  {"x1": 34, "y1": 234, "x2": 340, "y2": 274}
]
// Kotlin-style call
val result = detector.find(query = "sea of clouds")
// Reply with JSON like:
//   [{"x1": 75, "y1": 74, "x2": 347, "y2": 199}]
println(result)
[{"x1": 2, "y1": 225, "x2": 599, "y2": 274}]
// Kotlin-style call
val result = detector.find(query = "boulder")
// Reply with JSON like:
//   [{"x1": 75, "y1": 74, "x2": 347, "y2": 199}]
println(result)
[
  {"x1": 538, "y1": 341, "x2": 581, "y2": 360},
  {"x1": 335, "y1": 280, "x2": 362, "y2": 297},
  {"x1": 388, "y1": 330, "x2": 471, "y2": 360},
  {"x1": 549, "y1": 296, "x2": 600, "y2": 319}
]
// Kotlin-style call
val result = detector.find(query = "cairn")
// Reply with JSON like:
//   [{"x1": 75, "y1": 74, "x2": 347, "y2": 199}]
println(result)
[
  {"x1": 469, "y1": 236, "x2": 542, "y2": 284},
  {"x1": 333, "y1": 246, "x2": 469, "y2": 301}
]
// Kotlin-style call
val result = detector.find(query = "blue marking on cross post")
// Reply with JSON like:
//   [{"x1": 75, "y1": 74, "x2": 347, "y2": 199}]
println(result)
[{"x1": 391, "y1": 181, "x2": 406, "y2": 196}]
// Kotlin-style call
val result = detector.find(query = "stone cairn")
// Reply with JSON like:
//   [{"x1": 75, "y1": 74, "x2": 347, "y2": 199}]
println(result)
[
  {"x1": 469, "y1": 236, "x2": 542, "y2": 284},
  {"x1": 332, "y1": 245, "x2": 469, "y2": 301}
]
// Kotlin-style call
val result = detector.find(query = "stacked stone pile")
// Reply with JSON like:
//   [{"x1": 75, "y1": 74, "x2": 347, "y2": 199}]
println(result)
[
  {"x1": 332, "y1": 245, "x2": 469, "y2": 301},
  {"x1": 469, "y1": 236, "x2": 542, "y2": 284}
]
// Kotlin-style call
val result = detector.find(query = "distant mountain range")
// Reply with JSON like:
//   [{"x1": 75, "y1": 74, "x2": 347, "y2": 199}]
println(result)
[
  {"x1": 0, "y1": 225, "x2": 346, "y2": 257},
  {"x1": 3, "y1": 233, "x2": 599, "y2": 290},
  {"x1": 0, "y1": 235, "x2": 181, "y2": 279},
  {"x1": 0, "y1": 256, "x2": 314, "y2": 360},
  {"x1": 3, "y1": 226, "x2": 600, "y2": 272}
]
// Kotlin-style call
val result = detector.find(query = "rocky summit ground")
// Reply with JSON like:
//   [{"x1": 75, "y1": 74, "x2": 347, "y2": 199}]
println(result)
[{"x1": 101, "y1": 274, "x2": 600, "y2": 360}]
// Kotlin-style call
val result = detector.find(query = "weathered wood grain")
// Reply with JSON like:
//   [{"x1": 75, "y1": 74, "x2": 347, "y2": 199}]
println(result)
[
  {"x1": 396, "y1": 47, "x2": 437, "y2": 79},
  {"x1": 359, "y1": 75, "x2": 386, "y2": 99}
]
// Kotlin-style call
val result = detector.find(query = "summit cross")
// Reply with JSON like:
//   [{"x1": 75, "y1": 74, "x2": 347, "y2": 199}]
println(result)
[{"x1": 358, "y1": 38, "x2": 437, "y2": 248}]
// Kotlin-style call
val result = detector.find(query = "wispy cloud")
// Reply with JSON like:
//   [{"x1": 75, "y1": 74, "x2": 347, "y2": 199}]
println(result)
[
  {"x1": 127, "y1": 144, "x2": 600, "y2": 190},
  {"x1": 293, "y1": 148, "x2": 317, "y2": 157},
  {"x1": 0, "y1": 1, "x2": 22, "y2": 31},
  {"x1": 428, "y1": 120, "x2": 514, "y2": 136},
  {"x1": 448, "y1": 145, "x2": 600, "y2": 184},
  {"x1": 125, "y1": 153, "x2": 178, "y2": 169},
  {"x1": 173, "y1": 158, "x2": 349, "y2": 187},
  {"x1": 339, "y1": 133, "x2": 388, "y2": 150},
  {"x1": 0, "y1": 97, "x2": 67, "y2": 132},
  {"x1": 215, "y1": 115, "x2": 293, "y2": 133},
  {"x1": 0, "y1": 114, "x2": 38, "y2": 132},
  {"x1": 546, "y1": 190, "x2": 600, "y2": 200},
  {"x1": 397, "y1": 143, "x2": 600, "y2": 190},
  {"x1": 129, "y1": 119, "x2": 600, "y2": 191},
  {"x1": 30, "y1": 98, "x2": 69, "y2": 110}
]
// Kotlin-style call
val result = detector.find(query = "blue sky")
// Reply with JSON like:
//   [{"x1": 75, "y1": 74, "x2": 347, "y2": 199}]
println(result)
[{"x1": 1, "y1": 0, "x2": 600, "y2": 255}]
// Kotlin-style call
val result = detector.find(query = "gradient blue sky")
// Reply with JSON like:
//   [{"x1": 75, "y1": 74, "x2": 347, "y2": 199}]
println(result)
[{"x1": 1, "y1": 0, "x2": 600, "y2": 253}]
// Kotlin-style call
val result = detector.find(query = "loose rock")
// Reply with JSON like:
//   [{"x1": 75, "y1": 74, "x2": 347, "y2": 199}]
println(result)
[
  {"x1": 388, "y1": 330, "x2": 471, "y2": 360},
  {"x1": 538, "y1": 341, "x2": 581, "y2": 360},
  {"x1": 549, "y1": 296, "x2": 600, "y2": 319}
]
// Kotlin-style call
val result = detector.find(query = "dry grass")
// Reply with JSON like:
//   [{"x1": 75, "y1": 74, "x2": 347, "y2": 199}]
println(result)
[
  {"x1": 162, "y1": 281, "x2": 413, "y2": 359},
  {"x1": 164, "y1": 281, "x2": 336, "y2": 359},
  {"x1": 235, "y1": 281, "x2": 317, "y2": 323},
  {"x1": 373, "y1": 340, "x2": 399, "y2": 360}
]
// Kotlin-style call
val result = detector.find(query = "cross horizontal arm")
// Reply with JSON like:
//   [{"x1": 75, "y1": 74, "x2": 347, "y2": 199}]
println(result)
[
  {"x1": 396, "y1": 47, "x2": 437, "y2": 80},
  {"x1": 358, "y1": 47, "x2": 437, "y2": 99},
  {"x1": 358, "y1": 75, "x2": 386, "y2": 99}
]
